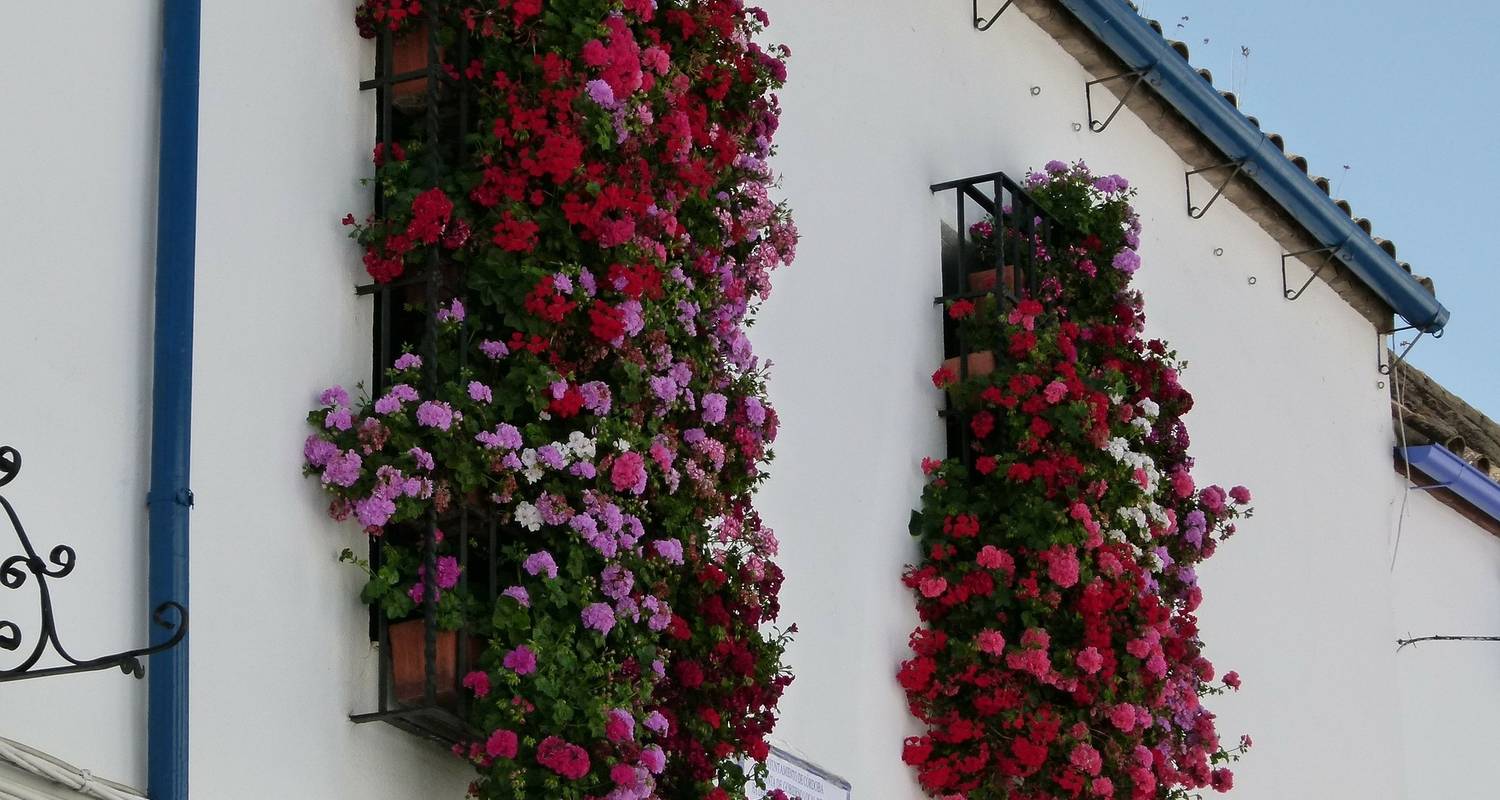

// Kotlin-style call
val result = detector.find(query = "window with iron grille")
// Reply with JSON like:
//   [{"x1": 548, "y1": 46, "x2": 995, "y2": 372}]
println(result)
[
  {"x1": 348, "y1": 11, "x2": 490, "y2": 746},
  {"x1": 931, "y1": 171, "x2": 1067, "y2": 467}
]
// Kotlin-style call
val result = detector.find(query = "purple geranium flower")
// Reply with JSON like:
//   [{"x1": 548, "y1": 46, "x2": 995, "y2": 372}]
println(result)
[
  {"x1": 415, "y1": 401, "x2": 454, "y2": 430},
  {"x1": 581, "y1": 602, "x2": 616, "y2": 636},
  {"x1": 523, "y1": 551, "x2": 558, "y2": 579}
]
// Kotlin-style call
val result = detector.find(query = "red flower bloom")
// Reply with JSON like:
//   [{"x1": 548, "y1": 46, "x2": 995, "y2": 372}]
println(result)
[
  {"x1": 406, "y1": 187, "x2": 453, "y2": 244},
  {"x1": 536, "y1": 736, "x2": 590, "y2": 780},
  {"x1": 548, "y1": 385, "x2": 584, "y2": 418},
  {"x1": 589, "y1": 302, "x2": 627, "y2": 343},
  {"x1": 903, "y1": 737, "x2": 934, "y2": 766},
  {"x1": 943, "y1": 514, "x2": 981, "y2": 539},
  {"x1": 523, "y1": 277, "x2": 576, "y2": 323},
  {"x1": 674, "y1": 660, "x2": 705, "y2": 689},
  {"x1": 485, "y1": 729, "x2": 518, "y2": 759},
  {"x1": 970, "y1": 411, "x2": 995, "y2": 439},
  {"x1": 492, "y1": 212, "x2": 539, "y2": 252}
]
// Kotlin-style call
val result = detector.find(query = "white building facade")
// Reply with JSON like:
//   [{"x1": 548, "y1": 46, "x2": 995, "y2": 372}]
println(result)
[{"x1": 2, "y1": 2, "x2": 1496, "y2": 799}]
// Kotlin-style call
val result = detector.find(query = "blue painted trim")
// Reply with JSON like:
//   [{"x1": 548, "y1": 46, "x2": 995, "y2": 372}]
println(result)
[
  {"x1": 1400, "y1": 445, "x2": 1500, "y2": 523},
  {"x1": 1055, "y1": 0, "x2": 1450, "y2": 333},
  {"x1": 148, "y1": 0, "x2": 200, "y2": 797}
]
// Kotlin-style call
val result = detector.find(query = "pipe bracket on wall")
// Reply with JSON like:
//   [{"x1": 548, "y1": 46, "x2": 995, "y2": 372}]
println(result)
[
  {"x1": 1185, "y1": 159, "x2": 1248, "y2": 219},
  {"x1": 0, "y1": 447, "x2": 188, "y2": 683},
  {"x1": 1085, "y1": 69, "x2": 1150, "y2": 133},
  {"x1": 974, "y1": 0, "x2": 1015, "y2": 31},
  {"x1": 1280, "y1": 244, "x2": 1345, "y2": 301}
]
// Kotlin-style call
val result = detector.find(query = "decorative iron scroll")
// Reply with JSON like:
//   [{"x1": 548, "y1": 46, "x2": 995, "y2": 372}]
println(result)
[{"x1": 0, "y1": 446, "x2": 187, "y2": 682}]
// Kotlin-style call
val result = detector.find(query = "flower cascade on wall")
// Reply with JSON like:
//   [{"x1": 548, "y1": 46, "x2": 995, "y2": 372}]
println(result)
[
  {"x1": 902, "y1": 162, "x2": 1252, "y2": 799},
  {"x1": 303, "y1": 2, "x2": 798, "y2": 798}
]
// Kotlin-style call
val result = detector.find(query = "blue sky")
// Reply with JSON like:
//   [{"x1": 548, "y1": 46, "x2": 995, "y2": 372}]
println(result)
[{"x1": 1135, "y1": 0, "x2": 1500, "y2": 419}]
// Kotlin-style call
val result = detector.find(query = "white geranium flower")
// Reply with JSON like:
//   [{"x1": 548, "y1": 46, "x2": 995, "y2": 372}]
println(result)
[
  {"x1": 1137, "y1": 398, "x2": 1160, "y2": 419},
  {"x1": 1106, "y1": 437, "x2": 1130, "y2": 460},
  {"x1": 1118, "y1": 506, "x2": 1148, "y2": 530},
  {"x1": 514, "y1": 501, "x2": 542, "y2": 532},
  {"x1": 567, "y1": 431, "x2": 597, "y2": 460}
]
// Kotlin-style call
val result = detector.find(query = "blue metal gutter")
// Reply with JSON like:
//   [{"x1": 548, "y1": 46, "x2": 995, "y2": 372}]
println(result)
[
  {"x1": 147, "y1": 0, "x2": 200, "y2": 797},
  {"x1": 1399, "y1": 445, "x2": 1500, "y2": 523},
  {"x1": 1055, "y1": 0, "x2": 1451, "y2": 333}
]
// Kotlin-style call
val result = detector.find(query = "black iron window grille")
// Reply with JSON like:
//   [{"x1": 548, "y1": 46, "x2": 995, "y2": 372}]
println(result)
[
  {"x1": 347, "y1": 8, "x2": 497, "y2": 747},
  {"x1": 929, "y1": 171, "x2": 1066, "y2": 468},
  {"x1": 0, "y1": 446, "x2": 187, "y2": 683}
]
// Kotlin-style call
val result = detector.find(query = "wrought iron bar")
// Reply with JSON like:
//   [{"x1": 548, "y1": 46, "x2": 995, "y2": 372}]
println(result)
[
  {"x1": 974, "y1": 0, "x2": 1015, "y2": 31},
  {"x1": 1396, "y1": 634, "x2": 1500, "y2": 651},
  {"x1": 1379, "y1": 329, "x2": 1424, "y2": 377},
  {"x1": 1280, "y1": 244, "x2": 1344, "y2": 301},
  {"x1": 1185, "y1": 159, "x2": 1248, "y2": 219},
  {"x1": 1085, "y1": 69, "x2": 1149, "y2": 133},
  {"x1": 0, "y1": 447, "x2": 187, "y2": 683}
]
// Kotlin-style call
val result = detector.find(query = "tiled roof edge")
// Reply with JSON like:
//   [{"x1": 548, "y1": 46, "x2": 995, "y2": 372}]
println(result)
[{"x1": 1014, "y1": 0, "x2": 1449, "y2": 332}]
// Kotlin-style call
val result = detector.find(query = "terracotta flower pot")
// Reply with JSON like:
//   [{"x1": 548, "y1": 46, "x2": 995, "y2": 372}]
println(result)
[
  {"x1": 391, "y1": 21, "x2": 433, "y2": 101},
  {"x1": 942, "y1": 351, "x2": 996, "y2": 378},
  {"x1": 389, "y1": 619, "x2": 460, "y2": 705},
  {"x1": 967, "y1": 264, "x2": 1017, "y2": 293}
]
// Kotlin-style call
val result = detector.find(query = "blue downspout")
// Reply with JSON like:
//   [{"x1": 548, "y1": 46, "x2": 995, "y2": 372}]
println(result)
[
  {"x1": 148, "y1": 0, "x2": 199, "y2": 797},
  {"x1": 1054, "y1": 0, "x2": 1451, "y2": 333}
]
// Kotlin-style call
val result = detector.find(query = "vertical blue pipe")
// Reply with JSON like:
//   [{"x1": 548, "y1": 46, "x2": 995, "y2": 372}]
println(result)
[{"x1": 148, "y1": 0, "x2": 199, "y2": 797}]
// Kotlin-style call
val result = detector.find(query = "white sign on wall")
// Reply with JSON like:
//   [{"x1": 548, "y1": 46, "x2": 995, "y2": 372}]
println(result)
[{"x1": 743, "y1": 745, "x2": 852, "y2": 800}]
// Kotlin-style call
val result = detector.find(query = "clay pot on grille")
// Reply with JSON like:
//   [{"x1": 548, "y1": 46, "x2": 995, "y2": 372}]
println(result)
[
  {"x1": 941, "y1": 351, "x2": 996, "y2": 378},
  {"x1": 389, "y1": 619, "x2": 462, "y2": 705},
  {"x1": 966, "y1": 264, "x2": 1017, "y2": 293}
]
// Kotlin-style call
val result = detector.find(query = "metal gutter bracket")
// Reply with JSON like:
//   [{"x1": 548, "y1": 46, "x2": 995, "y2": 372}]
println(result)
[
  {"x1": 1281, "y1": 244, "x2": 1346, "y2": 301},
  {"x1": 1085, "y1": 68, "x2": 1151, "y2": 133},
  {"x1": 974, "y1": 1, "x2": 1016, "y2": 31},
  {"x1": 1185, "y1": 158, "x2": 1249, "y2": 219}
]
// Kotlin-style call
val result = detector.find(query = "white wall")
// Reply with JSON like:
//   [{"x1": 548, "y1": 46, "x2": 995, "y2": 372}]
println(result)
[
  {"x1": 1389, "y1": 479, "x2": 1500, "y2": 799},
  {"x1": 186, "y1": 0, "x2": 471, "y2": 796},
  {"x1": 6, "y1": 2, "x2": 1492, "y2": 799},
  {"x1": 1, "y1": 1, "x2": 469, "y2": 796},
  {"x1": 0, "y1": 0, "x2": 159, "y2": 785},
  {"x1": 753, "y1": 2, "x2": 1409, "y2": 797}
]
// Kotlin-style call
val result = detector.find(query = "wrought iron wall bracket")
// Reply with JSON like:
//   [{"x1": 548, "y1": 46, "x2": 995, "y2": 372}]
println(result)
[
  {"x1": 1185, "y1": 159, "x2": 1248, "y2": 219},
  {"x1": 974, "y1": 0, "x2": 1015, "y2": 31},
  {"x1": 1378, "y1": 327, "x2": 1426, "y2": 376},
  {"x1": 1280, "y1": 244, "x2": 1347, "y2": 301},
  {"x1": 0, "y1": 446, "x2": 187, "y2": 683},
  {"x1": 1085, "y1": 69, "x2": 1150, "y2": 133}
]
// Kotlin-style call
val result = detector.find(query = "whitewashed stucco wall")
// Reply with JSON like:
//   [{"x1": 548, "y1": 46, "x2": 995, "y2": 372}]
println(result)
[
  {"x1": 1, "y1": 1, "x2": 470, "y2": 797},
  {"x1": 0, "y1": 0, "x2": 159, "y2": 786},
  {"x1": 753, "y1": 3, "x2": 1408, "y2": 798},
  {"x1": 185, "y1": 0, "x2": 472, "y2": 796},
  {"x1": 2, "y1": 2, "x2": 1488, "y2": 800},
  {"x1": 1389, "y1": 479, "x2": 1500, "y2": 799}
]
